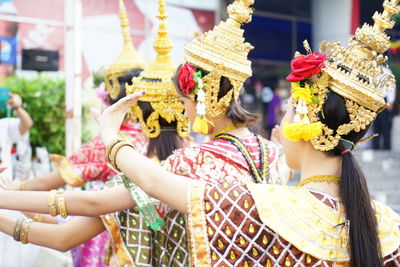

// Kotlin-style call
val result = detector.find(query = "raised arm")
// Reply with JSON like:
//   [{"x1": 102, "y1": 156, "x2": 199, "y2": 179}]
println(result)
[
  {"x1": 7, "y1": 93, "x2": 33, "y2": 135},
  {"x1": 0, "y1": 214, "x2": 104, "y2": 252},
  {"x1": 0, "y1": 185, "x2": 134, "y2": 216},
  {"x1": 93, "y1": 92, "x2": 190, "y2": 214}
]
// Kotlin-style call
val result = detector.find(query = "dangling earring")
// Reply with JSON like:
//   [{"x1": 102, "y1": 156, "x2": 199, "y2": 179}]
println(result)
[{"x1": 192, "y1": 73, "x2": 214, "y2": 134}]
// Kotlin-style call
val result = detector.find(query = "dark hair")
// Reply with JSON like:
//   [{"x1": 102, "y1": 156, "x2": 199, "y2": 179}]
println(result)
[
  {"x1": 173, "y1": 65, "x2": 262, "y2": 134},
  {"x1": 108, "y1": 68, "x2": 143, "y2": 104},
  {"x1": 136, "y1": 78, "x2": 184, "y2": 161},
  {"x1": 321, "y1": 91, "x2": 382, "y2": 267}
]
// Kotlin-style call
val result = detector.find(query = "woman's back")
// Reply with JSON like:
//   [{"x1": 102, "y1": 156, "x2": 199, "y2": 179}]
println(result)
[{"x1": 187, "y1": 182, "x2": 400, "y2": 266}]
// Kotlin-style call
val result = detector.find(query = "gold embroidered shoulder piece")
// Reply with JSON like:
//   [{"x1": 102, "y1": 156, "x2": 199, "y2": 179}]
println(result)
[
  {"x1": 247, "y1": 184, "x2": 400, "y2": 262},
  {"x1": 162, "y1": 146, "x2": 254, "y2": 184}
]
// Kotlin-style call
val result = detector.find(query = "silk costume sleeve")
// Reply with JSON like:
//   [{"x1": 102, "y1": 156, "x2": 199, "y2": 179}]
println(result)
[{"x1": 50, "y1": 136, "x2": 116, "y2": 187}]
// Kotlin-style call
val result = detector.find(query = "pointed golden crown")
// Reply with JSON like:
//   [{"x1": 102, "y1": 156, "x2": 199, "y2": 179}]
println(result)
[
  {"x1": 284, "y1": 0, "x2": 400, "y2": 152},
  {"x1": 184, "y1": 0, "x2": 254, "y2": 83},
  {"x1": 104, "y1": 0, "x2": 146, "y2": 100},
  {"x1": 321, "y1": 0, "x2": 399, "y2": 113},
  {"x1": 126, "y1": 0, "x2": 189, "y2": 139},
  {"x1": 182, "y1": 0, "x2": 255, "y2": 118}
]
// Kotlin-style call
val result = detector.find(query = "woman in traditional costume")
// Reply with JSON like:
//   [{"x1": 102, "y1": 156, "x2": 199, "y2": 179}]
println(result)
[
  {"x1": 79, "y1": 0, "x2": 400, "y2": 265},
  {"x1": 0, "y1": 1, "x2": 192, "y2": 266},
  {"x1": 0, "y1": 1, "x2": 147, "y2": 267},
  {"x1": 0, "y1": 0, "x2": 291, "y2": 265}
]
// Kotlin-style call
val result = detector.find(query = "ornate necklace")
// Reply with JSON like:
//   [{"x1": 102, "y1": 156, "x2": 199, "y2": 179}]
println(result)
[
  {"x1": 299, "y1": 175, "x2": 340, "y2": 187},
  {"x1": 211, "y1": 124, "x2": 238, "y2": 139}
]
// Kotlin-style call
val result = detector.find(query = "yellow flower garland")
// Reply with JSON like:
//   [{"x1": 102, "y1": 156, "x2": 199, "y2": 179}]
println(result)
[
  {"x1": 291, "y1": 82, "x2": 313, "y2": 104},
  {"x1": 282, "y1": 119, "x2": 322, "y2": 142}
]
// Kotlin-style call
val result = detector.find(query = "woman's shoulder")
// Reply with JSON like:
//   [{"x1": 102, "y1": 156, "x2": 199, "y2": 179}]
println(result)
[{"x1": 371, "y1": 200, "x2": 400, "y2": 257}]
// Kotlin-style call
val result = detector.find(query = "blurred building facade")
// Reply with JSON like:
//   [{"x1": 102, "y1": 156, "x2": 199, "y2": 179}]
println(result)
[
  {"x1": 240, "y1": 0, "x2": 400, "y2": 93},
  {"x1": 0, "y1": 0, "x2": 218, "y2": 80}
]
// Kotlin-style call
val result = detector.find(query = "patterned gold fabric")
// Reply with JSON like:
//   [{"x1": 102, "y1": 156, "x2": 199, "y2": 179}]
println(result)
[
  {"x1": 51, "y1": 122, "x2": 147, "y2": 187},
  {"x1": 101, "y1": 179, "x2": 153, "y2": 267},
  {"x1": 103, "y1": 136, "x2": 287, "y2": 267},
  {"x1": 249, "y1": 184, "x2": 400, "y2": 261},
  {"x1": 50, "y1": 154, "x2": 86, "y2": 187},
  {"x1": 187, "y1": 182, "x2": 400, "y2": 266},
  {"x1": 101, "y1": 180, "x2": 190, "y2": 267}
]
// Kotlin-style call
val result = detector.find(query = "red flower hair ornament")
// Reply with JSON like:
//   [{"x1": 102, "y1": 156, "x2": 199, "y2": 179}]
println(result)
[
  {"x1": 178, "y1": 63, "x2": 197, "y2": 95},
  {"x1": 286, "y1": 52, "x2": 327, "y2": 82}
]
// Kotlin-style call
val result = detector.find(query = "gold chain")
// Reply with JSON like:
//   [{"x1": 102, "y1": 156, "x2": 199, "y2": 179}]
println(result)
[
  {"x1": 212, "y1": 124, "x2": 238, "y2": 139},
  {"x1": 299, "y1": 175, "x2": 340, "y2": 187}
]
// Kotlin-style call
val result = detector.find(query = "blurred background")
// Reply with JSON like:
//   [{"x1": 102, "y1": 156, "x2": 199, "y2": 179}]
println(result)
[{"x1": 0, "y1": 0, "x2": 399, "y2": 265}]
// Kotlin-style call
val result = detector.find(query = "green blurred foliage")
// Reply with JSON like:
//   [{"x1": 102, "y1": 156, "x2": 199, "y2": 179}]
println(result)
[
  {"x1": 92, "y1": 67, "x2": 106, "y2": 88},
  {"x1": 1, "y1": 75, "x2": 66, "y2": 155}
]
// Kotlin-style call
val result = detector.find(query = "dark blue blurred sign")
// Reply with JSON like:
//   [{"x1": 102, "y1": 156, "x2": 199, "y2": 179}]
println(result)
[
  {"x1": 244, "y1": 16, "x2": 312, "y2": 62},
  {"x1": 0, "y1": 36, "x2": 17, "y2": 65}
]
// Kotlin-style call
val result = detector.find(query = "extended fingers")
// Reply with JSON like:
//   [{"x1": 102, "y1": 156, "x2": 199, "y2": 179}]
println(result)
[
  {"x1": 111, "y1": 91, "x2": 146, "y2": 113},
  {"x1": 90, "y1": 108, "x2": 101, "y2": 124}
]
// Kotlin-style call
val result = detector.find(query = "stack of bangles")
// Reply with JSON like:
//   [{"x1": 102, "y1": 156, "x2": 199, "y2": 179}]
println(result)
[
  {"x1": 105, "y1": 139, "x2": 136, "y2": 172},
  {"x1": 48, "y1": 189, "x2": 68, "y2": 219},
  {"x1": 13, "y1": 218, "x2": 33, "y2": 244}
]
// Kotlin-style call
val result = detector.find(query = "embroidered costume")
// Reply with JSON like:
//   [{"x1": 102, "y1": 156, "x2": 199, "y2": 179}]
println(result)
[
  {"x1": 163, "y1": 135, "x2": 288, "y2": 186},
  {"x1": 101, "y1": 1, "x2": 190, "y2": 266},
  {"x1": 50, "y1": 121, "x2": 147, "y2": 188},
  {"x1": 187, "y1": 182, "x2": 400, "y2": 266},
  {"x1": 185, "y1": 0, "x2": 400, "y2": 266},
  {"x1": 50, "y1": 1, "x2": 147, "y2": 266}
]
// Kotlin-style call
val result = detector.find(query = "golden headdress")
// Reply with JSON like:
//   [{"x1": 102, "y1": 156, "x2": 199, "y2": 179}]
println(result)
[
  {"x1": 104, "y1": 0, "x2": 146, "y2": 100},
  {"x1": 126, "y1": 0, "x2": 189, "y2": 139},
  {"x1": 283, "y1": 0, "x2": 399, "y2": 151},
  {"x1": 180, "y1": 0, "x2": 255, "y2": 119}
]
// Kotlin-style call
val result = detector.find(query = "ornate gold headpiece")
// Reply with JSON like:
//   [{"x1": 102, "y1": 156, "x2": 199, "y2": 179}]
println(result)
[
  {"x1": 182, "y1": 0, "x2": 255, "y2": 119},
  {"x1": 126, "y1": 0, "x2": 189, "y2": 139},
  {"x1": 283, "y1": 0, "x2": 399, "y2": 151},
  {"x1": 104, "y1": 0, "x2": 146, "y2": 100}
]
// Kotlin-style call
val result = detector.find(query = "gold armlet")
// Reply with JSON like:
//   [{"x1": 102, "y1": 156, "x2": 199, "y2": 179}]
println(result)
[
  {"x1": 48, "y1": 190, "x2": 58, "y2": 217},
  {"x1": 20, "y1": 219, "x2": 33, "y2": 244},
  {"x1": 105, "y1": 139, "x2": 125, "y2": 162},
  {"x1": 56, "y1": 194, "x2": 68, "y2": 219},
  {"x1": 13, "y1": 218, "x2": 24, "y2": 241},
  {"x1": 109, "y1": 140, "x2": 136, "y2": 172},
  {"x1": 32, "y1": 213, "x2": 44, "y2": 222},
  {"x1": 19, "y1": 180, "x2": 28, "y2": 191}
]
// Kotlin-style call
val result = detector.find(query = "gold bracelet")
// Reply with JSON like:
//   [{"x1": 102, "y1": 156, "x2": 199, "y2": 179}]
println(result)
[
  {"x1": 48, "y1": 190, "x2": 58, "y2": 217},
  {"x1": 56, "y1": 194, "x2": 68, "y2": 219},
  {"x1": 105, "y1": 139, "x2": 125, "y2": 162},
  {"x1": 19, "y1": 219, "x2": 33, "y2": 244},
  {"x1": 32, "y1": 213, "x2": 43, "y2": 222},
  {"x1": 13, "y1": 218, "x2": 24, "y2": 241},
  {"x1": 109, "y1": 140, "x2": 136, "y2": 172},
  {"x1": 19, "y1": 180, "x2": 28, "y2": 191}
]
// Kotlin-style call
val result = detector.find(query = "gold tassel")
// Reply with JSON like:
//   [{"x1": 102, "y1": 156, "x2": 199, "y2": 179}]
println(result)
[
  {"x1": 192, "y1": 116, "x2": 213, "y2": 135},
  {"x1": 199, "y1": 117, "x2": 209, "y2": 134},
  {"x1": 192, "y1": 116, "x2": 203, "y2": 133}
]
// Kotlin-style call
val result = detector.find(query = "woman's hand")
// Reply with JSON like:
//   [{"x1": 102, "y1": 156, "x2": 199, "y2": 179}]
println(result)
[
  {"x1": 91, "y1": 91, "x2": 145, "y2": 145},
  {"x1": 271, "y1": 125, "x2": 283, "y2": 145},
  {"x1": 0, "y1": 176, "x2": 20, "y2": 191}
]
